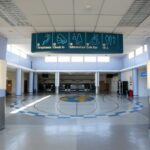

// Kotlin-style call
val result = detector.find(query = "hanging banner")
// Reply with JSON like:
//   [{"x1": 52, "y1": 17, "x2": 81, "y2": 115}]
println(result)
[{"x1": 31, "y1": 32, "x2": 123, "y2": 54}]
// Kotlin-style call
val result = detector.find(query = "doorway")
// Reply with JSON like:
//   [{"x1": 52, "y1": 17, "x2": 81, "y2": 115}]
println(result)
[
  {"x1": 24, "y1": 80, "x2": 28, "y2": 93},
  {"x1": 6, "y1": 80, "x2": 12, "y2": 95}
]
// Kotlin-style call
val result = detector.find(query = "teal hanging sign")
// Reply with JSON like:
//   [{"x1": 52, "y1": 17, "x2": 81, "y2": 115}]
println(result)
[{"x1": 31, "y1": 32, "x2": 123, "y2": 54}]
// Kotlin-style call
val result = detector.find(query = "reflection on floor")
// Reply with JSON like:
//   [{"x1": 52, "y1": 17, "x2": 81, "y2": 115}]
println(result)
[
  {"x1": 10, "y1": 94, "x2": 143, "y2": 118},
  {"x1": 0, "y1": 94, "x2": 149, "y2": 150}
]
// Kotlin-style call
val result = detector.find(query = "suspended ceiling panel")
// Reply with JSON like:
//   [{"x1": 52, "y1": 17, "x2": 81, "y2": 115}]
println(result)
[
  {"x1": 35, "y1": 27, "x2": 54, "y2": 32},
  {"x1": 0, "y1": 27, "x2": 21, "y2": 38},
  {"x1": 26, "y1": 15, "x2": 52, "y2": 27},
  {"x1": 43, "y1": 0, "x2": 73, "y2": 14},
  {"x1": 139, "y1": 16, "x2": 150, "y2": 27},
  {"x1": 14, "y1": 0, "x2": 47, "y2": 15},
  {"x1": 74, "y1": 0, "x2": 104, "y2": 15},
  {"x1": 14, "y1": 27, "x2": 35, "y2": 38},
  {"x1": 101, "y1": 0, "x2": 135, "y2": 15},
  {"x1": 115, "y1": 27, "x2": 136, "y2": 36},
  {"x1": 0, "y1": 17, "x2": 11, "y2": 27},
  {"x1": 0, "y1": 0, "x2": 150, "y2": 54},
  {"x1": 97, "y1": 15, "x2": 123, "y2": 27},
  {"x1": 75, "y1": 27, "x2": 94, "y2": 32},
  {"x1": 130, "y1": 27, "x2": 150, "y2": 36},
  {"x1": 51, "y1": 15, "x2": 74, "y2": 27},
  {"x1": 55, "y1": 27, "x2": 74, "y2": 32},
  {"x1": 118, "y1": 0, "x2": 150, "y2": 27},
  {"x1": 75, "y1": 15, "x2": 98, "y2": 27},
  {"x1": 95, "y1": 27, "x2": 115, "y2": 32}
]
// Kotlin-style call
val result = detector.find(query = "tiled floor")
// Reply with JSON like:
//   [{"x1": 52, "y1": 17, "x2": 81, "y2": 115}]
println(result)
[
  {"x1": 9, "y1": 94, "x2": 144, "y2": 118},
  {"x1": 0, "y1": 94, "x2": 150, "y2": 150}
]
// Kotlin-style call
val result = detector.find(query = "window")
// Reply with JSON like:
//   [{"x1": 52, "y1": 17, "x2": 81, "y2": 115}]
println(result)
[
  {"x1": 58, "y1": 56, "x2": 70, "y2": 62},
  {"x1": 128, "y1": 51, "x2": 134, "y2": 59},
  {"x1": 144, "y1": 45, "x2": 148, "y2": 52},
  {"x1": 12, "y1": 48, "x2": 20, "y2": 56},
  {"x1": 135, "y1": 46, "x2": 143, "y2": 56},
  {"x1": 7, "y1": 44, "x2": 12, "y2": 52},
  {"x1": 45, "y1": 56, "x2": 57, "y2": 62},
  {"x1": 84, "y1": 56, "x2": 96, "y2": 62},
  {"x1": 20, "y1": 51, "x2": 27, "y2": 59},
  {"x1": 71, "y1": 56, "x2": 83, "y2": 62},
  {"x1": 97, "y1": 56, "x2": 110, "y2": 62},
  {"x1": 7, "y1": 44, "x2": 27, "y2": 59}
]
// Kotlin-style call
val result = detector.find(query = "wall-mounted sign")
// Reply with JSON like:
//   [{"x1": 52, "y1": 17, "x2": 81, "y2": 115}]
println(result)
[
  {"x1": 140, "y1": 71, "x2": 147, "y2": 77},
  {"x1": 31, "y1": 32, "x2": 123, "y2": 54}
]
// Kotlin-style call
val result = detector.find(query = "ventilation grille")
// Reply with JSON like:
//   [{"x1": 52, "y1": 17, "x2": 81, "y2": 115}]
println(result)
[
  {"x1": 118, "y1": 0, "x2": 150, "y2": 27},
  {"x1": 0, "y1": 0, "x2": 31, "y2": 26}
]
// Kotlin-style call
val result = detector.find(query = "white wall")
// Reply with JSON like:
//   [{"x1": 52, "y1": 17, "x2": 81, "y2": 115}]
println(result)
[
  {"x1": 110, "y1": 75, "x2": 119, "y2": 93},
  {"x1": 121, "y1": 67, "x2": 148, "y2": 97},
  {"x1": 7, "y1": 70, "x2": 28, "y2": 95},
  {"x1": 121, "y1": 70, "x2": 133, "y2": 89},
  {"x1": 7, "y1": 71, "x2": 16, "y2": 94},
  {"x1": 138, "y1": 67, "x2": 148, "y2": 97}
]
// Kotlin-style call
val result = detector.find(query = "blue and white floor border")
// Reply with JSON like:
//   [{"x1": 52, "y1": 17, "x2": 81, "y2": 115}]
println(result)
[{"x1": 10, "y1": 101, "x2": 144, "y2": 119}]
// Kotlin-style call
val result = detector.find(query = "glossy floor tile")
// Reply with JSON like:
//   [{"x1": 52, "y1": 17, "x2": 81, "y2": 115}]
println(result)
[
  {"x1": 9, "y1": 94, "x2": 144, "y2": 118},
  {"x1": 0, "y1": 94, "x2": 149, "y2": 150}
]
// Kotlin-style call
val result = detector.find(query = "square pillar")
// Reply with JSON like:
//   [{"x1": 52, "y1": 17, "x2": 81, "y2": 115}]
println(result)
[
  {"x1": 28, "y1": 72, "x2": 33, "y2": 94},
  {"x1": 0, "y1": 35, "x2": 7, "y2": 130},
  {"x1": 55, "y1": 72, "x2": 60, "y2": 94},
  {"x1": 16, "y1": 68, "x2": 22, "y2": 96},
  {"x1": 132, "y1": 68, "x2": 138, "y2": 96},
  {"x1": 95, "y1": 72, "x2": 99, "y2": 95}
]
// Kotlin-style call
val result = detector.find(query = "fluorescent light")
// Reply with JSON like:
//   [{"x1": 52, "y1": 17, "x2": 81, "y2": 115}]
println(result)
[
  {"x1": 84, "y1": 56, "x2": 96, "y2": 62},
  {"x1": 135, "y1": 46, "x2": 143, "y2": 56},
  {"x1": 97, "y1": 56, "x2": 110, "y2": 62},
  {"x1": 71, "y1": 56, "x2": 83, "y2": 62},
  {"x1": 45, "y1": 56, "x2": 57, "y2": 62},
  {"x1": 128, "y1": 51, "x2": 134, "y2": 59},
  {"x1": 144, "y1": 45, "x2": 148, "y2": 52},
  {"x1": 58, "y1": 56, "x2": 70, "y2": 62},
  {"x1": 10, "y1": 95, "x2": 51, "y2": 114}
]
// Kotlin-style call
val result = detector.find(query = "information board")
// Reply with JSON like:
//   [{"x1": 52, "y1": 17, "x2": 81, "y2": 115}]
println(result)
[
  {"x1": 31, "y1": 32, "x2": 123, "y2": 54},
  {"x1": 140, "y1": 71, "x2": 147, "y2": 77}
]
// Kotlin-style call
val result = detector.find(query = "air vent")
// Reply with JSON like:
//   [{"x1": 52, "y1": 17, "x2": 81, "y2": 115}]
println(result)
[
  {"x1": 0, "y1": 0, "x2": 31, "y2": 26},
  {"x1": 118, "y1": 0, "x2": 150, "y2": 27}
]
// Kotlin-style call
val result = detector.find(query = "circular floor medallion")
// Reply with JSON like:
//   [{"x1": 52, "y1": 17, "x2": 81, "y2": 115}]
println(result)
[{"x1": 60, "y1": 95, "x2": 95, "y2": 102}]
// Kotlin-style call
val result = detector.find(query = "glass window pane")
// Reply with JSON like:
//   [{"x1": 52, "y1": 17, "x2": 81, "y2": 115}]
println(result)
[
  {"x1": 45, "y1": 56, "x2": 57, "y2": 62},
  {"x1": 97, "y1": 56, "x2": 110, "y2": 62},
  {"x1": 58, "y1": 56, "x2": 70, "y2": 62},
  {"x1": 71, "y1": 56, "x2": 83, "y2": 62},
  {"x1": 84, "y1": 56, "x2": 96, "y2": 62},
  {"x1": 144, "y1": 45, "x2": 148, "y2": 52},
  {"x1": 135, "y1": 46, "x2": 143, "y2": 56},
  {"x1": 128, "y1": 51, "x2": 134, "y2": 59}
]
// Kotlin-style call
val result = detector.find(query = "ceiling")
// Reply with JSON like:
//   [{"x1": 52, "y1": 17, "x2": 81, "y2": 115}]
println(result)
[{"x1": 0, "y1": 0, "x2": 150, "y2": 55}]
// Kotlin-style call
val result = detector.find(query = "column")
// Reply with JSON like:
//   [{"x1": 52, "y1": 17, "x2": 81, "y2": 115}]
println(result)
[
  {"x1": 28, "y1": 72, "x2": 33, "y2": 94},
  {"x1": 16, "y1": 68, "x2": 22, "y2": 96},
  {"x1": 33, "y1": 72, "x2": 38, "y2": 93},
  {"x1": 119, "y1": 72, "x2": 125, "y2": 81},
  {"x1": 0, "y1": 35, "x2": 7, "y2": 130},
  {"x1": 132, "y1": 68, "x2": 138, "y2": 96},
  {"x1": 145, "y1": 38, "x2": 150, "y2": 134},
  {"x1": 55, "y1": 72, "x2": 60, "y2": 94},
  {"x1": 95, "y1": 72, "x2": 99, "y2": 95}
]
